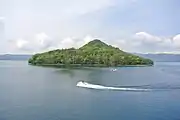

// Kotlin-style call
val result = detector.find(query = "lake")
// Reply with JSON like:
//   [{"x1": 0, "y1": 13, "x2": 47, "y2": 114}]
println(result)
[{"x1": 0, "y1": 61, "x2": 180, "y2": 120}]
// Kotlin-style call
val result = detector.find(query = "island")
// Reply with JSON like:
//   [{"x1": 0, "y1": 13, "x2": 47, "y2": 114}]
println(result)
[{"x1": 28, "y1": 39, "x2": 153, "y2": 67}]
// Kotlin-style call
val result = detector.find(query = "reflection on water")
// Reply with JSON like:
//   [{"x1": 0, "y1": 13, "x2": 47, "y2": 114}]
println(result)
[{"x1": 55, "y1": 69, "x2": 75, "y2": 78}]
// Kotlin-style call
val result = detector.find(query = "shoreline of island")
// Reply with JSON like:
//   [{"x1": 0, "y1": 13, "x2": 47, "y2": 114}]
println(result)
[{"x1": 29, "y1": 63, "x2": 153, "y2": 68}]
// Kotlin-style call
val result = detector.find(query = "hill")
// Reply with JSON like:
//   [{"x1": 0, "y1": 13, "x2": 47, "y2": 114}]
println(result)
[
  {"x1": 0, "y1": 54, "x2": 32, "y2": 60},
  {"x1": 28, "y1": 39, "x2": 153, "y2": 67}
]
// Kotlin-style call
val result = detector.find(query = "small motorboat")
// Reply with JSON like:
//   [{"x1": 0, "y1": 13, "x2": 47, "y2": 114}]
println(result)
[
  {"x1": 76, "y1": 81, "x2": 150, "y2": 91},
  {"x1": 76, "y1": 81, "x2": 106, "y2": 89},
  {"x1": 111, "y1": 68, "x2": 117, "y2": 72}
]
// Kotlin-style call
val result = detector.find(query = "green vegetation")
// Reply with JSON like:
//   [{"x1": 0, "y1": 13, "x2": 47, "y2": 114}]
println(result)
[{"x1": 28, "y1": 39, "x2": 153, "y2": 67}]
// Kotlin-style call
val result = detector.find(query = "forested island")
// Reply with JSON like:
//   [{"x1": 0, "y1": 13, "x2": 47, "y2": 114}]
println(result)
[{"x1": 28, "y1": 39, "x2": 153, "y2": 67}]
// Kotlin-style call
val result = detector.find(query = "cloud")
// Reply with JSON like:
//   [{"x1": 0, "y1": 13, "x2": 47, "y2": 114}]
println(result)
[
  {"x1": 1, "y1": 0, "x2": 117, "y2": 43},
  {"x1": 107, "y1": 32, "x2": 179, "y2": 53},
  {"x1": 2, "y1": 0, "x2": 180, "y2": 54},
  {"x1": 56, "y1": 35, "x2": 97, "y2": 49},
  {"x1": 14, "y1": 33, "x2": 98, "y2": 52},
  {"x1": 134, "y1": 32, "x2": 162, "y2": 44},
  {"x1": 57, "y1": 37, "x2": 76, "y2": 49},
  {"x1": 133, "y1": 32, "x2": 172, "y2": 47},
  {"x1": 12, "y1": 31, "x2": 180, "y2": 54},
  {"x1": 173, "y1": 34, "x2": 180, "y2": 48},
  {"x1": 16, "y1": 38, "x2": 30, "y2": 50},
  {"x1": 127, "y1": 32, "x2": 173, "y2": 53},
  {"x1": 0, "y1": 17, "x2": 5, "y2": 20},
  {"x1": 83, "y1": 35, "x2": 95, "y2": 44},
  {"x1": 14, "y1": 33, "x2": 53, "y2": 51},
  {"x1": 34, "y1": 33, "x2": 52, "y2": 49}
]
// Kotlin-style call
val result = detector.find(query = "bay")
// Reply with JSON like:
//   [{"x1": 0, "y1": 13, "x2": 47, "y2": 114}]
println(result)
[{"x1": 0, "y1": 61, "x2": 180, "y2": 120}]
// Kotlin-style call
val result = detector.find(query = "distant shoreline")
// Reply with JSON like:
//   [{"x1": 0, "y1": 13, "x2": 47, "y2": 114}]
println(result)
[{"x1": 28, "y1": 63, "x2": 153, "y2": 68}]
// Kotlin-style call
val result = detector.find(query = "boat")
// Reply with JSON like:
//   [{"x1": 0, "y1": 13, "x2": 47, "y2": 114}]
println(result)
[
  {"x1": 76, "y1": 81, "x2": 150, "y2": 91},
  {"x1": 76, "y1": 81, "x2": 106, "y2": 89},
  {"x1": 111, "y1": 68, "x2": 117, "y2": 71}
]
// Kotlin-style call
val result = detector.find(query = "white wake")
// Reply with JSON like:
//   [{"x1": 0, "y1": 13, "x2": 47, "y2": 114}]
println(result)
[{"x1": 76, "y1": 81, "x2": 150, "y2": 91}]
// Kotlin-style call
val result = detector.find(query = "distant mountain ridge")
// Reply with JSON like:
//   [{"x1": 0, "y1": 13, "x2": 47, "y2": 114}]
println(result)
[
  {"x1": 0, "y1": 54, "x2": 32, "y2": 60},
  {"x1": 1, "y1": 52, "x2": 179, "y2": 62},
  {"x1": 134, "y1": 53, "x2": 180, "y2": 62}
]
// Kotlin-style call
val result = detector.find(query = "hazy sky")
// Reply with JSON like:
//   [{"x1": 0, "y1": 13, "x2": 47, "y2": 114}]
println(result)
[{"x1": 0, "y1": 0, "x2": 180, "y2": 54}]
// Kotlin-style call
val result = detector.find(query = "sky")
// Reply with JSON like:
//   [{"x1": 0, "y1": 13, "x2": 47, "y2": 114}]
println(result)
[{"x1": 0, "y1": 0, "x2": 180, "y2": 54}]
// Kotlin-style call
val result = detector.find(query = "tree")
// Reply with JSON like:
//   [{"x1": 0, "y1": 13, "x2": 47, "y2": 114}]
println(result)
[{"x1": 28, "y1": 39, "x2": 154, "y2": 67}]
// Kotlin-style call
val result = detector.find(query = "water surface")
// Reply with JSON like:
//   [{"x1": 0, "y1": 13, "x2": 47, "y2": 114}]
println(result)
[{"x1": 0, "y1": 61, "x2": 180, "y2": 120}]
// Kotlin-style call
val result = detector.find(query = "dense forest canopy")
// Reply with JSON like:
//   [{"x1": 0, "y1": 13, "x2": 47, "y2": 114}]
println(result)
[{"x1": 28, "y1": 39, "x2": 153, "y2": 67}]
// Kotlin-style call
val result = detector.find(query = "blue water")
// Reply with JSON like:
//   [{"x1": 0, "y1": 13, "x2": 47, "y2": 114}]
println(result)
[{"x1": 0, "y1": 61, "x2": 180, "y2": 120}]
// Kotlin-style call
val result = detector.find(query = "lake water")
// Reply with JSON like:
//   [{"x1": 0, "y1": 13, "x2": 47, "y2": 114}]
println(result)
[{"x1": 0, "y1": 61, "x2": 180, "y2": 120}]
